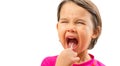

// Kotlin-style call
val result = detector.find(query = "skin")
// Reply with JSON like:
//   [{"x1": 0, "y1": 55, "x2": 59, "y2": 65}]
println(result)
[{"x1": 56, "y1": 1, "x2": 99, "y2": 66}]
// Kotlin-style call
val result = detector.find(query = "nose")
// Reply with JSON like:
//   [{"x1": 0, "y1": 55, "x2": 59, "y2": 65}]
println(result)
[{"x1": 66, "y1": 23, "x2": 76, "y2": 33}]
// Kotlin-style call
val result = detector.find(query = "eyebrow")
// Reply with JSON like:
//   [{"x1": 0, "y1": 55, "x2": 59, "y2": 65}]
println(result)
[{"x1": 59, "y1": 18, "x2": 68, "y2": 20}]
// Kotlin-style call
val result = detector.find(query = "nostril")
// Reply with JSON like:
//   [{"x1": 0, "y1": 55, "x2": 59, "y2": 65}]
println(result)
[
  {"x1": 67, "y1": 29, "x2": 74, "y2": 32},
  {"x1": 67, "y1": 28, "x2": 76, "y2": 33}
]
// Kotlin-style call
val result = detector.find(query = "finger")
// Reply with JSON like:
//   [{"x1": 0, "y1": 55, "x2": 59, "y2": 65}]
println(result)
[
  {"x1": 73, "y1": 52, "x2": 78, "y2": 57},
  {"x1": 72, "y1": 57, "x2": 80, "y2": 62}
]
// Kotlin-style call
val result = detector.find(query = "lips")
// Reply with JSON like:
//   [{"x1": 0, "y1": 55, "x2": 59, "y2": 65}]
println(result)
[{"x1": 66, "y1": 36, "x2": 78, "y2": 49}]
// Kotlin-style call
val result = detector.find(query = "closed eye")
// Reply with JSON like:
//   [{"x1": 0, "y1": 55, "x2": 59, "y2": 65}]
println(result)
[
  {"x1": 75, "y1": 21, "x2": 85, "y2": 25},
  {"x1": 60, "y1": 21, "x2": 68, "y2": 23}
]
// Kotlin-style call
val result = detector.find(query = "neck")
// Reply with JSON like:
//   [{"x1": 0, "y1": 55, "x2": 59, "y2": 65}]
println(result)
[{"x1": 76, "y1": 50, "x2": 91, "y2": 64}]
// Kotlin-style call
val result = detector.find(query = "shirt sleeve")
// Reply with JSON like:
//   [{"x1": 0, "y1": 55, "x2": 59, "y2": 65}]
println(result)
[
  {"x1": 41, "y1": 57, "x2": 50, "y2": 66},
  {"x1": 40, "y1": 56, "x2": 57, "y2": 66}
]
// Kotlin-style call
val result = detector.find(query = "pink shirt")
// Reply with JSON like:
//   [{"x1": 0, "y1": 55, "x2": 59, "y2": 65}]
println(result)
[{"x1": 41, "y1": 54, "x2": 105, "y2": 66}]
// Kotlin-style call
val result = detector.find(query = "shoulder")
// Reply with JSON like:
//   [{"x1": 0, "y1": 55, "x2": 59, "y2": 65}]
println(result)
[
  {"x1": 89, "y1": 54, "x2": 105, "y2": 66},
  {"x1": 41, "y1": 55, "x2": 58, "y2": 66},
  {"x1": 95, "y1": 60, "x2": 106, "y2": 66},
  {"x1": 43, "y1": 55, "x2": 58, "y2": 62}
]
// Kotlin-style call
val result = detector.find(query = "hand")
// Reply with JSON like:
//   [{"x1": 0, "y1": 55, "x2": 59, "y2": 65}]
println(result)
[{"x1": 55, "y1": 48, "x2": 80, "y2": 66}]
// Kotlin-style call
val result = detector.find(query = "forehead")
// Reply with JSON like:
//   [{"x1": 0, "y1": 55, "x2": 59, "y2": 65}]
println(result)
[{"x1": 60, "y1": 1, "x2": 91, "y2": 19}]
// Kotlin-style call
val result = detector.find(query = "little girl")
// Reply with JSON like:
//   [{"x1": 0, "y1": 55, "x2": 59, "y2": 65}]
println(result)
[{"x1": 41, "y1": 0, "x2": 105, "y2": 66}]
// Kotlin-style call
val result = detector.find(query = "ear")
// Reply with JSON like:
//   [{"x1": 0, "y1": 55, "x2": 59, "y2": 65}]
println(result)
[{"x1": 92, "y1": 26, "x2": 101, "y2": 38}]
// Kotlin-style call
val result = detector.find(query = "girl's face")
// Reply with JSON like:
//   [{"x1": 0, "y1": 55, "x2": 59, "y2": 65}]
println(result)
[{"x1": 57, "y1": 2, "x2": 98, "y2": 53}]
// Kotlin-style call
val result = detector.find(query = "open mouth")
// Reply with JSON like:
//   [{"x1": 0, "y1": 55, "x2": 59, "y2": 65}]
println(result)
[{"x1": 66, "y1": 37, "x2": 78, "y2": 49}]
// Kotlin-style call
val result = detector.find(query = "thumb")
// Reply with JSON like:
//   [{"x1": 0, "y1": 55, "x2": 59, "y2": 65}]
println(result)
[{"x1": 72, "y1": 57, "x2": 80, "y2": 63}]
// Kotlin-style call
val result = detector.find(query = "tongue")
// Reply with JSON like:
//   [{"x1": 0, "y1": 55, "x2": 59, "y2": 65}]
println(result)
[
  {"x1": 69, "y1": 42, "x2": 74, "y2": 48},
  {"x1": 68, "y1": 41, "x2": 77, "y2": 49}
]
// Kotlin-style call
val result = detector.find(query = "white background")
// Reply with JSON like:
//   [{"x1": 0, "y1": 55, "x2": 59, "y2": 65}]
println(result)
[{"x1": 0, "y1": 0, "x2": 120, "y2": 66}]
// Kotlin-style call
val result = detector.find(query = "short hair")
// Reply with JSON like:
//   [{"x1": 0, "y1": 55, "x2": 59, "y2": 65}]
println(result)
[{"x1": 57, "y1": 0, "x2": 102, "y2": 49}]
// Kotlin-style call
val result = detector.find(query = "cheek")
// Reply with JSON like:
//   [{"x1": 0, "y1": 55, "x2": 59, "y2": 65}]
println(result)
[
  {"x1": 78, "y1": 27, "x2": 93, "y2": 49},
  {"x1": 79, "y1": 26, "x2": 93, "y2": 38},
  {"x1": 57, "y1": 27, "x2": 66, "y2": 49},
  {"x1": 80, "y1": 26, "x2": 93, "y2": 39},
  {"x1": 80, "y1": 30, "x2": 91, "y2": 45},
  {"x1": 58, "y1": 26, "x2": 65, "y2": 37},
  {"x1": 58, "y1": 29, "x2": 63, "y2": 41},
  {"x1": 57, "y1": 26, "x2": 65, "y2": 43}
]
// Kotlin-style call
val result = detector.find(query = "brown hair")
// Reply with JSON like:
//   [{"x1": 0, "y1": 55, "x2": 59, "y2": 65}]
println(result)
[{"x1": 57, "y1": 0, "x2": 102, "y2": 49}]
